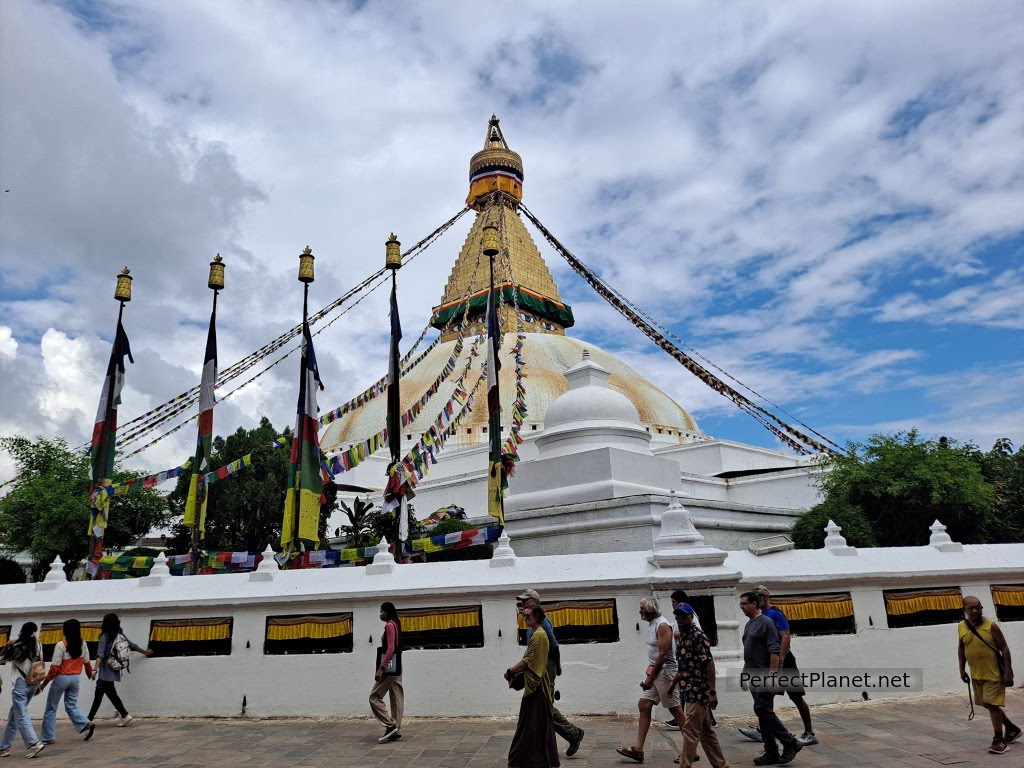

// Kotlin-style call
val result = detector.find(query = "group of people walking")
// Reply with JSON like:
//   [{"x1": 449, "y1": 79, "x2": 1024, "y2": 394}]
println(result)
[{"x1": 0, "y1": 613, "x2": 152, "y2": 759}]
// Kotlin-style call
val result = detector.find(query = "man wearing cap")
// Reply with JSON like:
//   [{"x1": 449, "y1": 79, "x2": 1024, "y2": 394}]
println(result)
[
  {"x1": 616, "y1": 597, "x2": 687, "y2": 764},
  {"x1": 517, "y1": 589, "x2": 585, "y2": 757},
  {"x1": 738, "y1": 587, "x2": 815, "y2": 747},
  {"x1": 672, "y1": 602, "x2": 729, "y2": 768}
]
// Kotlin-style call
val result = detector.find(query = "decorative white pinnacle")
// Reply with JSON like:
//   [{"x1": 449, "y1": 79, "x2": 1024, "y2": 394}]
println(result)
[
  {"x1": 149, "y1": 551, "x2": 171, "y2": 577},
  {"x1": 648, "y1": 490, "x2": 727, "y2": 568},
  {"x1": 366, "y1": 537, "x2": 396, "y2": 575},
  {"x1": 249, "y1": 544, "x2": 281, "y2": 581},
  {"x1": 929, "y1": 519, "x2": 962, "y2": 552},
  {"x1": 44, "y1": 555, "x2": 67, "y2": 582},
  {"x1": 490, "y1": 530, "x2": 517, "y2": 567},
  {"x1": 823, "y1": 519, "x2": 857, "y2": 556}
]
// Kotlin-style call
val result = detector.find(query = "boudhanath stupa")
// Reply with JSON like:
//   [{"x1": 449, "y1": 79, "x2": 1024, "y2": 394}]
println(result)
[{"x1": 321, "y1": 116, "x2": 820, "y2": 553}]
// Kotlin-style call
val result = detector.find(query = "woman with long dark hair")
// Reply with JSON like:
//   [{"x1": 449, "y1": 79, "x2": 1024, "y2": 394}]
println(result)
[
  {"x1": 86, "y1": 613, "x2": 152, "y2": 726},
  {"x1": 369, "y1": 601, "x2": 403, "y2": 743},
  {"x1": 505, "y1": 604, "x2": 559, "y2": 768},
  {"x1": 0, "y1": 622, "x2": 46, "y2": 758},
  {"x1": 40, "y1": 619, "x2": 96, "y2": 743}
]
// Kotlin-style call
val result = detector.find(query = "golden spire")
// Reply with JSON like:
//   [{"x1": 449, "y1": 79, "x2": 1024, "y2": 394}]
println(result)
[{"x1": 466, "y1": 114, "x2": 524, "y2": 210}]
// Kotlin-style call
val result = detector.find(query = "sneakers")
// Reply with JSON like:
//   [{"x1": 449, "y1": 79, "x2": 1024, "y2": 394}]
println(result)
[
  {"x1": 1006, "y1": 725, "x2": 1022, "y2": 744},
  {"x1": 378, "y1": 725, "x2": 400, "y2": 744},
  {"x1": 752, "y1": 753, "x2": 779, "y2": 766},
  {"x1": 739, "y1": 725, "x2": 764, "y2": 742},
  {"x1": 662, "y1": 719, "x2": 680, "y2": 730},
  {"x1": 989, "y1": 738, "x2": 1008, "y2": 755},
  {"x1": 118, "y1": 714, "x2": 134, "y2": 727},
  {"x1": 779, "y1": 739, "x2": 802, "y2": 765},
  {"x1": 25, "y1": 743, "x2": 45, "y2": 759},
  {"x1": 566, "y1": 728, "x2": 584, "y2": 757},
  {"x1": 797, "y1": 732, "x2": 817, "y2": 746},
  {"x1": 0, "y1": 748, "x2": 9, "y2": 757}
]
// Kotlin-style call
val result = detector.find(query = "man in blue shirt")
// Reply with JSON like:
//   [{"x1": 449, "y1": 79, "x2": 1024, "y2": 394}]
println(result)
[{"x1": 518, "y1": 589, "x2": 585, "y2": 757}]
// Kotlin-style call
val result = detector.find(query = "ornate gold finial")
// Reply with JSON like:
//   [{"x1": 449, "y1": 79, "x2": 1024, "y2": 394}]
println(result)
[
  {"x1": 208, "y1": 253, "x2": 226, "y2": 291},
  {"x1": 385, "y1": 233, "x2": 402, "y2": 270},
  {"x1": 468, "y1": 115, "x2": 524, "y2": 210},
  {"x1": 481, "y1": 225, "x2": 500, "y2": 257},
  {"x1": 298, "y1": 246, "x2": 315, "y2": 283},
  {"x1": 114, "y1": 267, "x2": 133, "y2": 302}
]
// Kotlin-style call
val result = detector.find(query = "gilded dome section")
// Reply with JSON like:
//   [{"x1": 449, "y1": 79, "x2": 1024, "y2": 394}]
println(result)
[{"x1": 319, "y1": 333, "x2": 702, "y2": 455}]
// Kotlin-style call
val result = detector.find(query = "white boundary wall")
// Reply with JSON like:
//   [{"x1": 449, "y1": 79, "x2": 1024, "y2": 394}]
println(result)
[{"x1": 1, "y1": 542, "x2": 1022, "y2": 718}]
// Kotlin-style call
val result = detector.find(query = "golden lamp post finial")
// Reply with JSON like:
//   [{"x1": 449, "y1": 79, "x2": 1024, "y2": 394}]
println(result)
[
  {"x1": 385, "y1": 233, "x2": 402, "y2": 270},
  {"x1": 114, "y1": 267, "x2": 133, "y2": 303},
  {"x1": 298, "y1": 245, "x2": 315, "y2": 284},
  {"x1": 208, "y1": 253, "x2": 226, "y2": 291}
]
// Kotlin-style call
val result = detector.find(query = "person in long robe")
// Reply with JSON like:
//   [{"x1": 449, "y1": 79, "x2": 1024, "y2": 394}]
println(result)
[{"x1": 504, "y1": 604, "x2": 559, "y2": 768}]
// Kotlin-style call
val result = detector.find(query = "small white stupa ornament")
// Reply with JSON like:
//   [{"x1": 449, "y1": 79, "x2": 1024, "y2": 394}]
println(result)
[
  {"x1": 490, "y1": 530, "x2": 517, "y2": 567},
  {"x1": 648, "y1": 491, "x2": 727, "y2": 568},
  {"x1": 250, "y1": 544, "x2": 281, "y2": 582},
  {"x1": 928, "y1": 520, "x2": 963, "y2": 552},
  {"x1": 823, "y1": 519, "x2": 857, "y2": 556},
  {"x1": 366, "y1": 537, "x2": 396, "y2": 575},
  {"x1": 139, "y1": 551, "x2": 172, "y2": 586},
  {"x1": 36, "y1": 555, "x2": 68, "y2": 589}
]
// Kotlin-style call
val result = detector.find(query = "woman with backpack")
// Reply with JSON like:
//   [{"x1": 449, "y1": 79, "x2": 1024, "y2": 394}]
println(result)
[
  {"x1": 0, "y1": 622, "x2": 47, "y2": 758},
  {"x1": 39, "y1": 619, "x2": 96, "y2": 744},
  {"x1": 86, "y1": 613, "x2": 153, "y2": 726}
]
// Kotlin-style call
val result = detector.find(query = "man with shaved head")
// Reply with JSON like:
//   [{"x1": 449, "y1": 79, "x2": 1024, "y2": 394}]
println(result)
[{"x1": 958, "y1": 595, "x2": 1019, "y2": 754}]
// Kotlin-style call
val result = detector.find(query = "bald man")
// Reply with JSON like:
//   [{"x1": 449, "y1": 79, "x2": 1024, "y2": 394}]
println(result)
[{"x1": 958, "y1": 595, "x2": 1019, "y2": 754}]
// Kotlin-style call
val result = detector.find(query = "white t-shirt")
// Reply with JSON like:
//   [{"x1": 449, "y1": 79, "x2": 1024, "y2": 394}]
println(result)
[{"x1": 645, "y1": 616, "x2": 677, "y2": 668}]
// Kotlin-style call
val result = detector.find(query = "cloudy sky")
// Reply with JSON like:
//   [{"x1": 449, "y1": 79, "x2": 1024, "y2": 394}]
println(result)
[{"x1": 1, "y1": 0, "x2": 1022, "y2": 485}]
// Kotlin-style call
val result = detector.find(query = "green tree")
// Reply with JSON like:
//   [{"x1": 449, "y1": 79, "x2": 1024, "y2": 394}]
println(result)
[
  {"x1": 796, "y1": 431, "x2": 998, "y2": 547},
  {"x1": 166, "y1": 417, "x2": 292, "y2": 553},
  {"x1": 0, "y1": 556, "x2": 27, "y2": 584},
  {"x1": 0, "y1": 436, "x2": 169, "y2": 578},
  {"x1": 968, "y1": 438, "x2": 1024, "y2": 542},
  {"x1": 790, "y1": 500, "x2": 877, "y2": 549}
]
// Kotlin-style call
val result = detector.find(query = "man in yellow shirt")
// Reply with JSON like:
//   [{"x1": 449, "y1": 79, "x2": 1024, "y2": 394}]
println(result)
[{"x1": 958, "y1": 595, "x2": 1019, "y2": 754}]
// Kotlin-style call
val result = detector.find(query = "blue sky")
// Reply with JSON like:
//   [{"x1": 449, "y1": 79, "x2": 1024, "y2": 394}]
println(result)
[{"x1": 0, "y1": 0, "x2": 1022, "y2": 483}]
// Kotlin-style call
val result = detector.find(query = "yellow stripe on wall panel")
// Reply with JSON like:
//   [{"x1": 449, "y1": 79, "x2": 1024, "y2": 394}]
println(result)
[
  {"x1": 771, "y1": 594, "x2": 855, "y2": 622},
  {"x1": 517, "y1": 602, "x2": 616, "y2": 630},
  {"x1": 399, "y1": 607, "x2": 480, "y2": 633},
  {"x1": 884, "y1": 589, "x2": 962, "y2": 616},
  {"x1": 992, "y1": 585, "x2": 1024, "y2": 607},
  {"x1": 266, "y1": 617, "x2": 352, "y2": 641},
  {"x1": 150, "y1": 618, "x2": 232, "y2": 643}
]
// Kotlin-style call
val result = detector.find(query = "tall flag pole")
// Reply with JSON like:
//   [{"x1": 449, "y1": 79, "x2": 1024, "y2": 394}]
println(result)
[
  {"x1": 482, "y1": 223, "x2": 506, "y2": 529},
  {"x1": 281, "y1": 246, "x2": 326, "y2": 556},
  {"x1": 382, "y1": 234, "x2": 408, "y2": 558},
  {"x1": 185, "y1": 255, "x2": 224, "y2": 575},
  {"x1": 86, "y1": 267, "x2": 135, "y2": 577}
]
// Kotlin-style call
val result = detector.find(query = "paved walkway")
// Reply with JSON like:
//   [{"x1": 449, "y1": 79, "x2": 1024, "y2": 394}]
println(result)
[{"x1": 19, "y1": 690, "x2": 1022, "y2": 767}]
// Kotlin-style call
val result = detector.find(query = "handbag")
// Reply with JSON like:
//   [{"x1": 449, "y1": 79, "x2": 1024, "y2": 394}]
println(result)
[
  {"x1": 26, "y1": 660, "x2": 47, "y2": 686},
  {"x1": 508, "y1": 671, "x2": 525, "y2": 691},
  {"x1": 375, "y1": 647, "x2": 402, "y2": 677}
]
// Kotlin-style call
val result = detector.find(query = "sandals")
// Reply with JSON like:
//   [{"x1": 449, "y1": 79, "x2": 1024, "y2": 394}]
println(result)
[{"x1": 616, "y1": 746, "x2": 645, "y2": 763}]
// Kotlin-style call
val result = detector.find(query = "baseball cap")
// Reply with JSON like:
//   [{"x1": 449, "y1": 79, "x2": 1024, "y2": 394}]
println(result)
[
  {"x1": 517, "y1": 589, "x2": 541, "y2": 601},
  {"x1": 672, "y1": 602, "x2": 695, "y2": 616}
]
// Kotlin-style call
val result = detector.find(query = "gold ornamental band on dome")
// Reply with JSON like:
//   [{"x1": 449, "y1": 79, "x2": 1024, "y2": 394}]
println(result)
[
  {"x1": 385, "y1": 233, "x2": 403, "y2": 270},
  {"x1": 208, "y1": 253, "x2": 225, "y2": 291},
  {"x1": 114, "y1": 266, "x2": 133, "y2": 302},
  {"x1": 298, "y1": 245, "x2": 315, "y2": 283}
]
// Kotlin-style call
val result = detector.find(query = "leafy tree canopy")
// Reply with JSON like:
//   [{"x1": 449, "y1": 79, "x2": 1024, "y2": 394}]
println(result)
[
  {"x1": 793, "y1": 431, "x2": 1021, "y2": 548},
  {"x1": 165, "y1": 417, "x2": 336, "y2": 554},
  {"x1": 0, "y1": 436, "x2": 168, "y2": 578}
]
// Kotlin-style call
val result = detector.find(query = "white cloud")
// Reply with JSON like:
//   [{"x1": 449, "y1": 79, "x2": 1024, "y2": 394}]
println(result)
[{"x1": 0, "y1": 326, "x2": 16, "y2": 359}]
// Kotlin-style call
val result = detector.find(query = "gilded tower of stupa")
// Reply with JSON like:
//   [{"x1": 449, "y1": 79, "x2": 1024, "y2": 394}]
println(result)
[{"x1": 319, "y1": 118, "x2": 701, "y2": 454}]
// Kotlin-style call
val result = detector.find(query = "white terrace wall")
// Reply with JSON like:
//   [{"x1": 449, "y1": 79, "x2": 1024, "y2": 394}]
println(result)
[{"x1": 1, "y1": 542, "x2": 1022, "y2": 719}]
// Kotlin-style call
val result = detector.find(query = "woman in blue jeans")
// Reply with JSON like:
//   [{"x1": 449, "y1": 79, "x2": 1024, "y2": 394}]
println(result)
[
  {"x1": 40, "y1": 619, "x2": 96, "y2": 744},
  {"x1": 0, "y1": 622, "x2": 46, "y2": 758}
]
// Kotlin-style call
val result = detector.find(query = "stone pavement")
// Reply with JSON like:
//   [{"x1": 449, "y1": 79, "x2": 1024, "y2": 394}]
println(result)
[{"x1": 20, "y1": 689, "x2": 1022, "y2": 767}]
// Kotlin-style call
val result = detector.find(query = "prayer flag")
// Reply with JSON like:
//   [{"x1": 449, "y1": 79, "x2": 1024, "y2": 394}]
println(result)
[
  {"x1": 486, "y1": 275, "x2": 505, "y2": 527},
  {"x1": 281, "y1": 320, "x2": 325, "y2": 549},
  {"x1": 184, "y1": 307, "x2": 217, "y2": 534}
]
